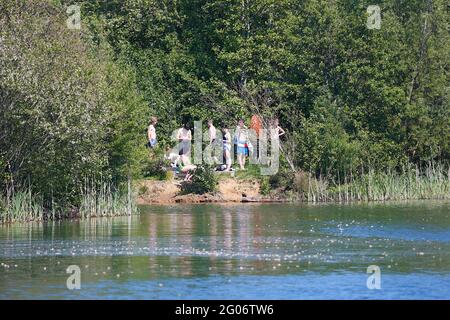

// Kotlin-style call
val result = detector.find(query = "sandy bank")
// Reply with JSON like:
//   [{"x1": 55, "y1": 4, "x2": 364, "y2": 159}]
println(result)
[{"x1": 135, "y1": 178, "x2": 286, "y2": 204}]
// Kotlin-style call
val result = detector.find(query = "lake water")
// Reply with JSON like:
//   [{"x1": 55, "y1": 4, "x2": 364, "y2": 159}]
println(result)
[{"x1": 0, "y1": 201, "x2": 449, "y2": 299}]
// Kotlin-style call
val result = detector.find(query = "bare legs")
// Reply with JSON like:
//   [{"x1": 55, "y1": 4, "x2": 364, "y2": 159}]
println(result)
[
  {"x1": 238, "y1": 153, "x2": 246, "y2": 170},
  {"x1": 224, "y1": 149, "x2": 231, "y2": 171}
]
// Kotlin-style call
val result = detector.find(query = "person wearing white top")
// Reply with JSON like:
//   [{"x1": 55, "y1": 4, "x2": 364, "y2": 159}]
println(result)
[
  {"x1": 147, "y1": 116, "x2": 158, "y2": 148},
  {"x1": 222, "y1": 128, "x2": 232, "y2": 171},
  {"x1": 235, "y1": 119, "x2": 248, "y2": 170},
  {"x1": 176, "y1": 123, "x2": 192, "y2": 156}
]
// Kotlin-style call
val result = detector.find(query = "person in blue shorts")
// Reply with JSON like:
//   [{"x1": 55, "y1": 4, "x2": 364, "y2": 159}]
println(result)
[{"x1": 235, "y1": 119, "x2": 248, "y2": 170}]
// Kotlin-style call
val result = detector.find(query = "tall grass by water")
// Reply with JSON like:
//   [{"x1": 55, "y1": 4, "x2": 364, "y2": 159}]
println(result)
[
  {"x1": 0, "y1": 179, "x2": 138, "y2": 224},
  {"x1": 79, "y1": 179, "x2": 138, "y2": 219},
  {"x1": 0, "y1": 189, "x2": 44, "y2": 223},
  {"x1": 306, "y1": 163, "x2": 449, "y2": 202}
]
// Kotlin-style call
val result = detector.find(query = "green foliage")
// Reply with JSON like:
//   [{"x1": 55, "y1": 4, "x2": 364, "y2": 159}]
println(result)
[
  {"x1": 180, "y1": 165, "x2": 218, "y2": 195},
  {"x1": 268, "y1": 169, "x2": 294, "y2": 191},
  {"x1": 0, "y1": 0, "x2": 147, "y2": 209},
  {"x1": 259, "y1": 177, "x2": 270, "y2": 196},
  {"x1": 1, "y1": 0, "x2": 449, "y2": 210},
  {"x1": 79, "y1": 179, "x2": 138, "y2": 219},
  {"x1": 79, "y1": 0, "x2": 448, "y2": 179},
  {"x1": 141, "y1": 148, "x2": 169, "y2": 180},
  {"x1": 294, "y1": 91, "x2": 363, "y2": 177},
  {"x1": 0, "y1": 189, "x2": 44, "y2": 224},
  {"x1": 103, "y1": 61, "x2": 149, "y2": 180},
  {"x1": 234, "y1": 164, "x2": 261, "y2": 180},
  {"x1": 317, "y1": 162, "x2": 450, "y2": 202}
]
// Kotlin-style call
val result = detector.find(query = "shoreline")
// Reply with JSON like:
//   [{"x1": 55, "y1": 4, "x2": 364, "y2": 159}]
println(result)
[
  {"x1": 136, "y1": 193, "x2": 289, "y2": 205},
  {"x1": 2, "y1": 175, "x2": 448, "y2": 224},
  {"x1": 1, "y1": 196, "x2": 448, "y2": 225},
  {"x1": 134, "y1": 178, "x2": 449, "y2": 205},
  {"x1": 135, "y1": 177, "x2": 288, "y2": 205}
]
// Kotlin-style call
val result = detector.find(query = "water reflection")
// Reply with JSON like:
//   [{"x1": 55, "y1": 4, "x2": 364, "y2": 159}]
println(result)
[{"x1": 0, "y1": 201, "x2": 449, "y2": 299}]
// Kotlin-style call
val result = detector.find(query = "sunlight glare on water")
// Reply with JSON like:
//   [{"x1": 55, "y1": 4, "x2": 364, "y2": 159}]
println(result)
[{"x1": 0, "y1": 201, "x2": 449, "y2": 299}]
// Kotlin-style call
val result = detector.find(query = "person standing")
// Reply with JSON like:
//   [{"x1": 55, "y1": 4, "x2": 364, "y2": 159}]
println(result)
[
  {"x1": 235, "y1": 119, "x2": 248, "y2": 170},
  {"x1": 266, "y1": 118, "x2": 285, "y2": 167},
  {"x1": 222, "y1": 127, "x2": 232, "y2": 171},
  {"x1": 250, "y1": 114, "x2": 262, "y2": 162},
  {"x1": 176, "y1": 122, "x2": 192, "y2": 156},
  {"x1": 147, "y1": 117, "x2": 158, "y2": 148},
  {"x1": 207, "y1": 119, "x2": 219, "y2": 163},
  {"x1": 271, "y1": 118, "x2": 285, "y2": 138},
  {"x1": 207, "y1": 119, "x2": 217, "y2": 144},
  {"x1": 250, "y1": 114, "x2": 263, "y2": 139}
]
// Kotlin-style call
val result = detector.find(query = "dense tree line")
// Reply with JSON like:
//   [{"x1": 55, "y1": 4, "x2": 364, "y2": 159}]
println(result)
[
  {"x1": 1, "y1": 0, "x2": 449, "y2": 207},
  {"x1": 77, "y1": 0, "x2": 449, "y2": 175},
  {"x1": 1, "y1": 0, "x2": 148, "y2": 207}
]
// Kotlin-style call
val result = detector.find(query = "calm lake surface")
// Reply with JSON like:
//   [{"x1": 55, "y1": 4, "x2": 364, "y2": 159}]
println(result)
[{"x1": 1, "y1": 201, "x2": 449, "y2": 299}]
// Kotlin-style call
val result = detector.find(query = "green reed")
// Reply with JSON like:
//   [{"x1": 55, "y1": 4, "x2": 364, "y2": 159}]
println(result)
[
  {"x1": 306, "y1": 162, "x2": 449, "y2": 202},
  {"x1": 79, "y1": 178, "x2": 138, "y2": 219},
  {"x1": 0, "y1": 189, "x2": 44, "y2": 223},
  {"x1": 1, "y1": 178, "x2": 138, "y2": 223}
]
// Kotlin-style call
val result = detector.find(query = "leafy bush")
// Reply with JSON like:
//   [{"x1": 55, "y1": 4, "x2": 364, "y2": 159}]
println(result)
[
  {"x1": 269, "y1": 170, "x2": 294, "y2": 191},
  {"x1": 180, "y1": 166, "x2": 218, "y2": 195},
  {"x1": 0, "y1": 0, "x2": 147, "y2": 207},
  {"x1": 142, "y1": 156, "x2": 168, "y2": 180},
  {"x1": 292, "y1": 171, "x2": 310, "y2": 194},
  {"x1": 259, "y1": 177, "x2": 271, "y2": 196}
]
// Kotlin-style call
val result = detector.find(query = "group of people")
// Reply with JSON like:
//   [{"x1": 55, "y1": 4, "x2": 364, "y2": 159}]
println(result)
[{"x1": 147, "y1": 116, "x2": 285, "y2": 180}]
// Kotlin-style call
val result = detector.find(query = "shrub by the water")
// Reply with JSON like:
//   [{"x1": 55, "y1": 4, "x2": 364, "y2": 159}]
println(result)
[
  {"x1": 268, "y1": 171, "x2": 290, "y2": 190},
  {"x1": 259, "y1": 177, "x2": 271, "y2": 196},
  {"x1": 180, "y1": 166, "x2": 218, "y2": 195},
  {"x1": 142, "y1": 156, "x2": 168, "y2": 180}
]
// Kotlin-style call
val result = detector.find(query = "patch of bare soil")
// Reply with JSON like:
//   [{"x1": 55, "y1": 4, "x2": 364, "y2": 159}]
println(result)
[
  {"x1": 218, "y1": 178, "x2": 261, "y2": 202},
  {"x1": 135, "y1": 180, "x2": 180, "y2": 204},
  {"x1": 135, "y1": 178, "x2": 265, "y2": 204}
]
